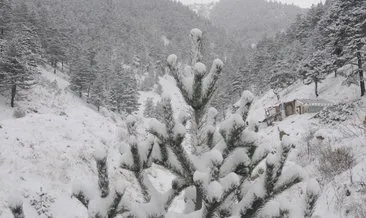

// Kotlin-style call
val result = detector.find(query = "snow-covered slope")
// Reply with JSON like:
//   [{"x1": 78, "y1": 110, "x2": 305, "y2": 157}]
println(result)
[
  {"x1": 1, "y1": 62, "x2": 365, "y2": 217},
  {"x1": 248, "y1": 73, "x2": 366, "y2": 218},
  {"x1": 0, "y1": 67, "x2": 188, "y2": 217},
  {"x1": 0, "y1": 66, "x2": 128, "y2": 217}
]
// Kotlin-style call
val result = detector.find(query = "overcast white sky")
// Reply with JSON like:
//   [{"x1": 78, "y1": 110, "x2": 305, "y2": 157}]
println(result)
[{"x1": 178, "y1": 0, "x2": 324, "y2": 8}]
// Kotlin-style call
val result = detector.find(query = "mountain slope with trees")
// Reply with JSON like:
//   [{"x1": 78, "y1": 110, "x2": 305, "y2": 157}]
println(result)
[
  {"x1": 240, "y1": 0, "x2": 366, "y2": 99},
  {"x1": 211, "y1": 0, "x2": 304, "y2": 47},
  {"x1": 0, "y1": 0, "x2": 249, "y2": 114}
]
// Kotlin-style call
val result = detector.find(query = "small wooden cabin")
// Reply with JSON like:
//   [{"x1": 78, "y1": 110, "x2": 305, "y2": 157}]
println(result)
[{"x1": 264, "y1": 99, "x2": 333, "y2": 125}]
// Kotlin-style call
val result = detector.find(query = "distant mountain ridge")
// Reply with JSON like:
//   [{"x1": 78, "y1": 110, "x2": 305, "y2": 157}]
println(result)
[
  {"x1": 210, "y1": 0, "x2": 304, "y2": 47},
  {"x1": 188, "y1": 2, "x2": 216, "y2": 19}
]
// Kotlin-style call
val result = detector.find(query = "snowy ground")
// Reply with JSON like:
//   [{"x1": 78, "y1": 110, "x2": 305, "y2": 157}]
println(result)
[
  {"x1": 0, "y1": 64, "x2": 365, "y2": 217},
  {"x1": 248, "y1": 73, "x2": 366, "y2": 218},
  {"x1": 0, "y1": 66, "x2": 126, "y2": 217}
]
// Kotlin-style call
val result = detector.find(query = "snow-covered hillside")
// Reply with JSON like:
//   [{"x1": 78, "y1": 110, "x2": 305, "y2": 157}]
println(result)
[
  {"x1": 1, "y1": 63, "x2": 365, "y2": 217},
  {"x1": 0, "y1": 66, "x2": 190, "y2": 217},
  {"x1": 139, "y1": 66, "x2": 365, "y2": 217},
  {"x1": 0, "y1": 66, "x2": 120, "y2": 217},
  {"x1": 247, "y1": 73, "x2": 366, "y2": 218}
]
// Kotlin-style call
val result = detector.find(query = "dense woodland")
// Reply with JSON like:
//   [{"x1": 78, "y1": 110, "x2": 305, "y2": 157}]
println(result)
[
  {"x1": 0, "y1": 0, "x2": 246, "y2": 114},
  {"x1": 228, "y1": 0, "x2": 366, "y2": 101},
  {"x1": 1, "y1": 0, "x2": 365, "y2": 112}
]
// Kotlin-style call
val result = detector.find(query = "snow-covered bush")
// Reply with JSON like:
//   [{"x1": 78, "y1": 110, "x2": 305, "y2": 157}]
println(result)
[
  {"x1": 8, "y1": 193, "x2": 25, "y2": 218},
  {"x1": 71, "y1": 147, "x2": 127, "y2": 218},
  {"x1": 317, "y1": 146, "x2": 355, "y2": 182},
  {"x1": 29, "y1": 187, "x2": 55, "y2": 217},
  {"x1": 13, "y1": 107, "x2": 26, "y2": 118},
  {"x1": 314, "y1": 101, "x2": 359, "y2": 125}
]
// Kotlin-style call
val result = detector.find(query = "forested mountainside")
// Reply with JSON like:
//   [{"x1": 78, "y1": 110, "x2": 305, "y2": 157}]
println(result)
[
  {"x1": 1, "y1": 0, "x2": 364, "y2": 114},
  {"x1": 211, "y1": 0, "x2": 303, "y2": 47},
  {"x1": 1, "y1": 0, "x2": 245, "y2": 114},
  {"x1": 1, "y1": 0, "x2": 366, "y2": 217},
  {"x1": 228, "y1": 0, "x2": 366, "y2": 101}
]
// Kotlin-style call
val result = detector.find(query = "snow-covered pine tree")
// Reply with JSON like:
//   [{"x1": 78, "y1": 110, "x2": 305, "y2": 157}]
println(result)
[
  {"x1": 270, "y1": 72, "x2": 297, "y2": 100},
  {"x1": 0, "y1": 0, "x2": 12, "y2": 39},
  {"x1": 70, "y1": 53, "x2": 90, "y2": 98},
  {"x1": 109, "y1": 64, "x2": 139, "y2": 114},
  {"x1": 143, "y1": 97, "x2": 155, "y2": 118},
  {"x1": 70, "y1": 47, "x2": 97, "y2": 98},
  {"x1": 298, "y1": 50, "x2": 332, "y2": 97},
  {"x1": 72, "y1": 147, "x2": 127, "y2": 218},
  {"x1": 322, "y1": 0, "x2": 366, "y2": 97},
  {"x1": 66, "y1": 29, "x2": 319, "y2": 218},
  {"x1": 229, "y1": 70, "x2": 245, "y2": 100},
  {"x1": 89, "y1": 73, "x2": 107, "y2": 111},
  {"x1": 0, "y1": 42, "x2": 37, "y2": 107},
  {"x1": 115, "y1": 28, "x2": 320, "y2": 217},
  {"x1": 120, "y1": 74, "x2": 139, "y2": 114}
]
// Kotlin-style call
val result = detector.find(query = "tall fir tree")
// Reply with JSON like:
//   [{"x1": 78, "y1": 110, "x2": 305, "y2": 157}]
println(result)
[
  {"x1": 328, "y1": 0, "x2": 366, "y2": 96},
  {"x1": 298, "y1": 50, "x2": 331, "y2": 97},
  {"x1": 109, "y1": 64, "x2": 139, "y2": 114},
  {"x1": 69, "y1": 29, "x2": 320, "y2": 218},
  {"x1": 0, "y1": 0, "x2": 12, "y2": 39},
  {"x1": 143, "y1": 97, "x2": 155, "y2": 118},
  {"x1": 0, "y1": 43, "x2": 36, "y2": 107}
]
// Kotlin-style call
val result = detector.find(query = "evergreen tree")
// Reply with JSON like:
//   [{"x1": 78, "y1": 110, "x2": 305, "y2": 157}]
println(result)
[
  {"x1": 89, "y1": 73, "x2": 107, "y2": 111},
  {"x1": 298, "y1": 51, "x2": 331, "y2": 97},
  {"x1": 270, "y1": 72, "x2": 297, "y2": 100},
  {"x1": 121, "y1": 70, "x2": 139, "y2": 114},
  {"x1": 45, "y1": 28, "x2": 67, "y2": 73},
  {"x1": 229, "y1": 68, "x2": 246, "y2": 100},
  {"x1": 71, "y1": 29, "x2": 319, "y2": 218},
  {"x1": 0, "y1": 0, "x2": 12, "y2": 39},
  {"x1": 143, "y1": 97, "x2": 155, "y2": 118},
  {"x1": 69, "y1": 46, "x2": 98, "y2": 98},
  {"x1": 109, "y1": 65, "x2": 139, "y2": 114},
  {"x1": 0, "y1": 43, "x2": 36, "y2": 107},
  {"x1": 70, "y1": 52, "x2": 90, "y2": 98},
  {"x1": 327, "y1": 0, "x2": 366, "y2": 96}
]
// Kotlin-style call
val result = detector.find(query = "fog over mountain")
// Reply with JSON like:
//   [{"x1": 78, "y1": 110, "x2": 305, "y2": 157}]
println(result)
[
  {"x1": 179, "y1": 0, "x2": 324, "y2": 8},
  {"x1": 210, "y1": 0, "x2": 304, "y2": 47}
]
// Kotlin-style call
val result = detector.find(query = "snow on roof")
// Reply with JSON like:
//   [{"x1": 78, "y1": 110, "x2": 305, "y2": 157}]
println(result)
[
  {"x1": 296, "y1": 98, "x2": 332, "y2": 105},
  {"x1": 266, "y1": 98, "x2": 333, "y2": 109}
]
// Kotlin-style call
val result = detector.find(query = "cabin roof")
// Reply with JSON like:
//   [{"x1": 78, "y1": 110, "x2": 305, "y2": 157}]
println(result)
[
  {"x1": 265, "y1": 98, "x2": 333, "y2": 109},
  {"x1": 296, "y1": 98, "x2": 332, "y2": 106}
]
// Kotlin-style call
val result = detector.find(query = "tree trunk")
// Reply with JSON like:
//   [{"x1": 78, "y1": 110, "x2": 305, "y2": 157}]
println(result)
[
  {"x1": 315, "y1": 81, "x2": 319, "y2": 98},
  {"x1": 87, "y1": 84, "x2": 91, "y2": 99},
  {"x1": 334, "y1": 69, "x2": 337, "y2": 78},
  {"x1": 195, "y1": 185, "x2": 204, "y2": 210},
  {"x1": 357, "y1": 52, "x2": 365, "y2": 97},
  {"x1": 0, "y1": 28, "x2": 3, "y2": 38},
  {"x1": 61, "y1": 61, "x2": 64, "y2": 72},
  {"x1": 11, "y1": 84, "x2": 17, "y2": 108},
  {"x1": 54, "y1": 61, "x2": 57, "y2": 74}
]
